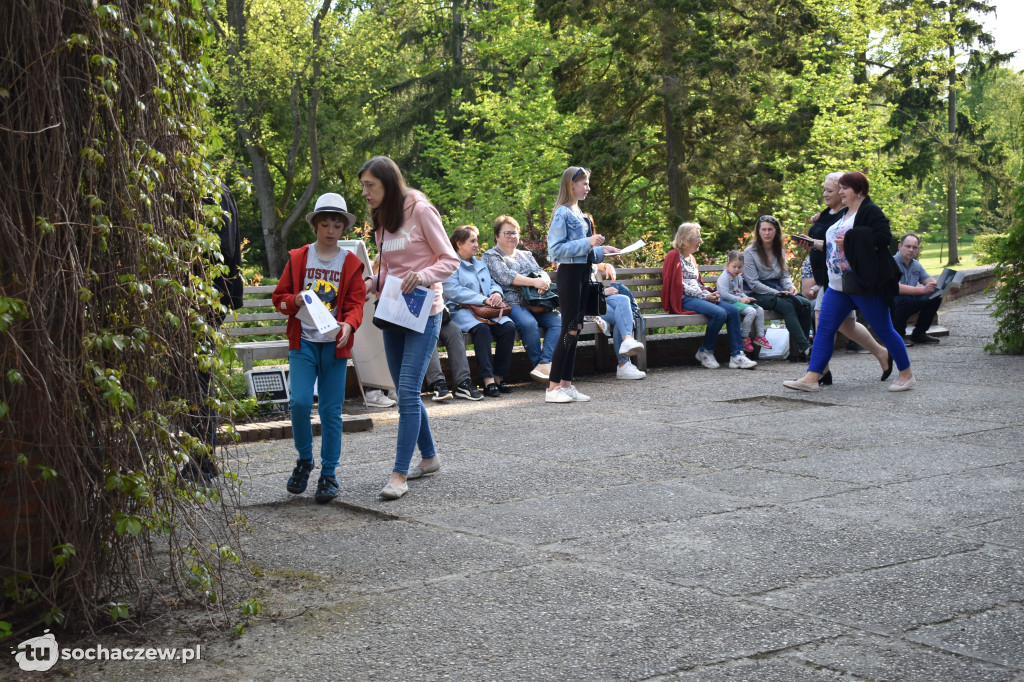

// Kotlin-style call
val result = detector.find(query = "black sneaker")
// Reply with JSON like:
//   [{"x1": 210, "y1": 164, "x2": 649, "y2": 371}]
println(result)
[
  {"x1": 431, "y1": 379, "x2": 453, "y2": 401},
  {"x1": 313, "y1": 475, "x2": 339, "y2": 504},
  {"x1": 483, "y1": 383, "x2": 500, "y2": 398},
  {"x1": 497, "y1": 382, "x2": 514, "y2": 394},
  {"x1": 454, "y1": 379, "x2": 483, "y2": 401},
  {"x1": 286, "y1": 459, "x2": 314, "y2": 494},
  {"x1": 911, "y1": 333, "x2": 940, "y2": 344}
]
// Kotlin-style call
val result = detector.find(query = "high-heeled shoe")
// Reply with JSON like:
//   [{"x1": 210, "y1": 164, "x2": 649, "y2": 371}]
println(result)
[
  {"x1": 818, "y1": 369, "x2": 833, "y2": 386},
  {"x1": 880, "y1": 352, "x2": 893, "y2": 382}
]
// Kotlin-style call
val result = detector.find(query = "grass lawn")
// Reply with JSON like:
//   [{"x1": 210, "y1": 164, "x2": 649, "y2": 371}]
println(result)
[{"x1": 917, "y1": 240, "x2": 978, "y2": 274}]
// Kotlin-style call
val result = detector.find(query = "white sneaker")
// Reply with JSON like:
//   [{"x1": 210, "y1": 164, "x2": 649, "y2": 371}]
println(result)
[
  {"x1": 728, "y1": 353, "x2": 758, "y2": 369},
  {"x1": 616, "y1": 362, "x2": 646, "y2": 380},
  {"x1": 364, "y1": 389, "x2": 396, "y2": 408},
  {"x1": 545, "y1": 387, "x2": 573, "y2": 403},
  {"x1": 618, "y1": 337, "x2": 644, "y2": 357},
  {"x1": 695, "y1": 349, "x2": 720, "y2": 369},
  {"x1": 530, "y1": 364, "x2": 550, "y2": 382},
  {"x1": 563, "y1": 385, "x2": 591, "y2": 402}
]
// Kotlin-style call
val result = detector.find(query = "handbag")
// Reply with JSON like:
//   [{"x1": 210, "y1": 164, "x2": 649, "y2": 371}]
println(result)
[
  {"x1": 462, "y1": 301, "x2": 512, "y2": 325},
  {"x1": 582, "y1": 281, "x2": 607, "y2": 316},
  {"x1": 841, "y1": 271, "x2": 871, "y2": 297},
  {"x1": 519, "y1": 272, "x2": 559, "y2": 313}
]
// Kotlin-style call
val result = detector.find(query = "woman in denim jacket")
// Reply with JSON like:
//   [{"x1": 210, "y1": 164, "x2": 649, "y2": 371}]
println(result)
[
  {"x1": 442, "y1": 225, "x2": 517, "y2": 397},
  {"x1": 544, "y1": 166, "x2": 620, "y2": 403}
]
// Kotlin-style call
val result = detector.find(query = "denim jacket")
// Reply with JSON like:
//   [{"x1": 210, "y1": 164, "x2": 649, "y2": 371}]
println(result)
[
  {"x1": 442, "y1": 257, "x2": 514, "y2": 332},
  {"x1": 547, "y1": 206, "x2": 606, "y2": 265}
]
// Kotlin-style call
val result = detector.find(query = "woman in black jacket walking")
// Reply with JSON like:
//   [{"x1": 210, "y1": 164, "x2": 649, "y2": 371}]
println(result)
[{"x1": 784, "y1": 171, "x2": 916, "y2": 393}]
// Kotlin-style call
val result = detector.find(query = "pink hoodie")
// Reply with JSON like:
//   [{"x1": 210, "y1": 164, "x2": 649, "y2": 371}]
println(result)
[{"x1": 368, "y1": 190, "x2": 459, "y2": 316}]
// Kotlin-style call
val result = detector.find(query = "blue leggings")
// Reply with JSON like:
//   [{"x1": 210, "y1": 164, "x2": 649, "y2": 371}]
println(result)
[{"x1": 810, "y1": 287, "x2": 910, "y2": 375}]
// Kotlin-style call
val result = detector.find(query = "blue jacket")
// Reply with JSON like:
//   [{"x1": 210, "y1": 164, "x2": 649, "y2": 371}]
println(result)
[
  {"x1": 547, "y1": 206, "x2": 606, "y2": 265},
  {"x1": 442, "y1": 257, "x2": 514, "y2": 332}
]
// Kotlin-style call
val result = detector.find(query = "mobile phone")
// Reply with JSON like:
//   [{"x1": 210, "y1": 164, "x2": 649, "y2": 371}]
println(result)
[{"x1": 792, "y1": 234, "x2": 814, "y2": 245}]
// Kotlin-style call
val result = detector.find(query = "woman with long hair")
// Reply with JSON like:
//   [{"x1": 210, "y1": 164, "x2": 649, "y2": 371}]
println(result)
[
  {"x1": 544, "y1": 166, "x2": 620, "y2": 403},
  {"x1": 743, "y1": 215, "x2": 814, "y2": 362},
  {"x1": 784, "y1": 171, "x2": 915, "y2": 392},
  {"x1": 359, "y1": 156, "x2": 460, "y2": 498}
]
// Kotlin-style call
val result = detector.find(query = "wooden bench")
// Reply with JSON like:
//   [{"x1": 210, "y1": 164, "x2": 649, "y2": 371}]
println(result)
[{"x1": 224, "y1": 267, "x2": 772, "y2": 374}]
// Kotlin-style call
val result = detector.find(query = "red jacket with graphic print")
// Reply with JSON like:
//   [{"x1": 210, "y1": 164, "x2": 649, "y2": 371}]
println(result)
[{"x1": 271, "y1": 244, "x2": 366, "y2": 358}]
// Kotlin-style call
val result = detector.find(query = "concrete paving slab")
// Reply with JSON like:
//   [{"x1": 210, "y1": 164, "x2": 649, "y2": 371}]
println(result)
[
  {"x1": 428, "y1": 480, "x2": 750, "y2": 545},
  {"x1": 908, "y1": 604, "x2": 1024, "y2": 669},
  {"x1": 805, "y1": 463, "x2": 1024, "y2": 531},
  {"x1": 659, "y1": 656, "x2": 850, "y2": 680},
  {"x1": 791, "y1": 631, "x2": 1017, "y2": 681},
  {"x1": 754, "y1": 546, "x2": 1024, "y2": 634},
  {"x1": 959, "y1": 515, "x2": 1024, "y2": 551},
  {"x1": 762, "y1": 437, "x2": 1021, "y2": 486},
  {"x1": 559, "y1": 505, "x2": 980, "y2": 595},
  {"x1": 685, "y1": 467, "x2": 863, "y2": 505}
]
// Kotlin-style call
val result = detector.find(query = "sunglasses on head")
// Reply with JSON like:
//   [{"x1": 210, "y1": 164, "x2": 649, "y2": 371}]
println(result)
[{"x1": 758, "y1": 215, "x2": 779, "y2": 225}]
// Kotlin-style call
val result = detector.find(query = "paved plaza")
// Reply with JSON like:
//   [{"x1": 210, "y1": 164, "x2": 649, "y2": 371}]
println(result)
[{"x1": 12, "y1": 292, "x2": 1024, "y2": 680}]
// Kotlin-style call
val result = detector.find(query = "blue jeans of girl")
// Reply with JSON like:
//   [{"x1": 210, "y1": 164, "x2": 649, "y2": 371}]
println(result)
[
  {"x1": 382, "y1": 312, "x2": 441, "y2": 475},
  {"x1": 601, "y1": 293, "x2": 635, "y2": 364},
  {"x1": 682, "y1": 296, "x2": 745, "y2": 356},
  {"x1": 289, "y1": 339, "x2": 348, "y2": 478}
]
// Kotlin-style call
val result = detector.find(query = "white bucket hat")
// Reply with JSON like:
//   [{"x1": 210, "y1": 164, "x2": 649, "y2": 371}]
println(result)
[{"x1": 305, "y1": 192, "x2": 357, "y2": 229}]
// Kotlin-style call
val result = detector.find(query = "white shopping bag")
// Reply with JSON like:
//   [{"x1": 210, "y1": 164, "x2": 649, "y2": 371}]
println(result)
[{"x1": 760, "y1": 326, "x2": 790, "y2": 360}]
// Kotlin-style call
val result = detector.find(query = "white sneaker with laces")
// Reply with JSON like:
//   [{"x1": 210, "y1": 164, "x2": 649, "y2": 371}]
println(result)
[
  {"x1": 364, "y1": 389, "x2": 397, "y2": 408},
  {"x1": 563, "y1": 385, "x2": 591, "y2": 402},
  {"x1": 545, "y1": 386, "x2": 573, "y2": 403},
  {"x1": 618, "y1": 337, "x2": 644, "y2": 357},
  {"x1": 695, "y1": 349, "x2": 720, "y2": 369},
  {"x1": 728, "y1": 353, "x2": 758, "y2": 369},
  {"x1": 616, "y1": 362, "x2": 646, "y2": 380}
]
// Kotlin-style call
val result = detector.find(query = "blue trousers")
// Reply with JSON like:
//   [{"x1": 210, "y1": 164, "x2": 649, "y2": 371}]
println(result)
[
  {"x1": 682, "y1": 296, "x2": 745, "y2": 356},
  {"x1": 602, "y1": 290, "x2": 635, "y2": 364},
  {"x1": 507, "y1": 304, "x2": 561, "y2": 365},
  {"x1": 382, "y1": 313, "x2": 441, "y2": 474},
  {"x1": 289, "y1": 340, "x2": 348, "y2": 477},
  {"x1": 810, "y1": 287, "x2": 910, "y2": 374}
]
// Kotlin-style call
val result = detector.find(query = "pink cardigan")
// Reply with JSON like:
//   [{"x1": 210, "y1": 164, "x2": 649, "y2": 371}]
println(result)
[{"x1": 368, "y1": 191, "x2": 459, "y2": 316}]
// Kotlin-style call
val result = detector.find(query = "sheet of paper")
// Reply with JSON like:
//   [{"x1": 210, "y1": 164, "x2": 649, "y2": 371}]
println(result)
[
  {"x1": 606, "y1": 239, "x2": 646, "y2": 256},
  {"x1": 374, "y1": 276, "x2": 436, "y2": 333},
  {"x1": 296, "y1": 290, "x2": 340, "y2": 338}
]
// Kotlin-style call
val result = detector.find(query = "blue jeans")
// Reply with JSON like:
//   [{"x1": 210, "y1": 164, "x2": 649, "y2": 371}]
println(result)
[
  {"x1": 682, "y1": 296, "x2": 744, "y2": 356},
  {"x1": 382, "y1": 313, "x2": 441, "y2": 475},
  {"x1": 507, "y1": 304, "x2": 561, "y2": 365},
  {"x1": 289, "y1": 340, "x2": 348, "y2": 478},
  {"x1": 811, "y1": 287, "x2": 910, "y2": 374},
  {"x1": 602, "y1": 292, "x2": 635, "y2": 364}
]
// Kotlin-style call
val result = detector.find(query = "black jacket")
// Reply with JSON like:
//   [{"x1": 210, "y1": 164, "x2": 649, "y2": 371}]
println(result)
[
  {"x1": 808, "y1": 207, "x2": 846, "y2": 286},
  {"x1": 843, "y1": 197, "x2": 900, "y2": 299}
]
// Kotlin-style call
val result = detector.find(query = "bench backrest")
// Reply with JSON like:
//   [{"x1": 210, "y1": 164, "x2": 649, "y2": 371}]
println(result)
[
  {"x1": 223, "y1": 285, "x2": 287, "y2": 338},
  {"x1": 609, "y1": 265, "x2": 724, "y2": 312}
]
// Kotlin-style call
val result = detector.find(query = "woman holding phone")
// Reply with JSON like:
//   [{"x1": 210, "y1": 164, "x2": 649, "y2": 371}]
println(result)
[
  {"x1": 360, "y1": 156, "x2": 460, "y2": 498},
  {"x1": 544, "y1": 166, "x2": 620, "y2": 403}
]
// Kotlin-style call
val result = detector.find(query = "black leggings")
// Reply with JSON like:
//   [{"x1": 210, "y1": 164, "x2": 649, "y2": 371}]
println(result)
[{"x1": 549, "y1": 263, "x2": 590, "y2": 384}]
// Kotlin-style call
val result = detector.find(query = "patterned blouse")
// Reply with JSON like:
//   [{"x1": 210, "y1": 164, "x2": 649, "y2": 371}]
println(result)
[{"x1": 482, "y1": 246, "x2": 547, "y2": 306}]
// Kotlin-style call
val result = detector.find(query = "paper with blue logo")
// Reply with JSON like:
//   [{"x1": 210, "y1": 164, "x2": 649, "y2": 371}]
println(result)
[{"x1": 374, "y1": 275, "x2": 436, "y2": 333}]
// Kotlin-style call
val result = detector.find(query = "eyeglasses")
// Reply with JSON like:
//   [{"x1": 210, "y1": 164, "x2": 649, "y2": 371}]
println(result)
[
  {"x1": 500, "y1": 231, "x2": 519, "y2": 238},
  {"x1": 572, "y1": 168, "x2": 586, "y2": 180}
]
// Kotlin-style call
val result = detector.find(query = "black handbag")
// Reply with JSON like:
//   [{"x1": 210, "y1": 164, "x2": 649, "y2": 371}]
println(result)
[
  {"x1": 582, "y1": 280, "x2": 607, "y2": 316},
  {"x1": 841, "y1": 271, "x2": 871, "y2": 297}
]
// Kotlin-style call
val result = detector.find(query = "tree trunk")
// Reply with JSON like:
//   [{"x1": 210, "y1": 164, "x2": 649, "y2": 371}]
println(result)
[
  {"x1": 946, "y1": 33, "x2": 960, "y2": 265},
  {"x1": 661, "y1": 23, "x2": 688, "y2": 225}
]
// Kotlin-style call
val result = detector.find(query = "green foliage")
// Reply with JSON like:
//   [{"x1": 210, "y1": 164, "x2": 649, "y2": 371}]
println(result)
[{"x1": 986, "y1": 161, "x2": 1024, "y2": 354}]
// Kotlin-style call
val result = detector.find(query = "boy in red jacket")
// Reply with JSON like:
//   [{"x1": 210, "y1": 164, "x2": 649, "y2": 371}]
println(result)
[{"x1": 272, "y1": 194, "x2": 365, "y2": 503}]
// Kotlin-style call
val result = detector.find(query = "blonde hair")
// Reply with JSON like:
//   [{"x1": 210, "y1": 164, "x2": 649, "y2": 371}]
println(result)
[
  {"x1": 552, "y1": 166, "x2": 589, "y2": 219},
  {"x1": 672, "y1": 222, "x2": 701, "y2": 252}
]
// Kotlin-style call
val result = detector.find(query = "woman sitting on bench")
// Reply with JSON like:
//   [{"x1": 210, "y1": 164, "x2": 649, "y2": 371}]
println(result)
[{"x1": 442, "y1": 225, "x2": 517, "y2": 398}]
